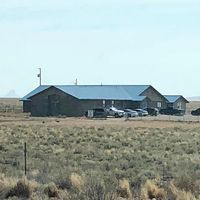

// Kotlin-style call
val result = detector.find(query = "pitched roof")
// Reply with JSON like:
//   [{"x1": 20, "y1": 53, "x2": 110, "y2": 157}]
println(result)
[
  {"x1": 164, "y1": 95, "x2": 189, "y2": 103},
  {"x1": 21, "y1": 85, "x2": 150, "y2": 101},
  {"x1": 21, "y1": 85, "x2": 50, "y2": 101}
]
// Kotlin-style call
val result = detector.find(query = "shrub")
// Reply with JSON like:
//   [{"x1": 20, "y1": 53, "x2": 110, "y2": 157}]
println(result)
[
  {"x1": 117, "y1": 179, "x2": 132, "y2": 199},
  {"x1": 169, "y1": 182, "x2": 197, "y2": 200},
  {"x1": 174, "y1": 175, "x2": 200, "y2": 196},
  {"x1": 44, "y1": 182, "x2": 59, "y2": 198},
  {"x1": 141, "y1": 180, "x2": 166, "y2": 200},
  {"x1": 0, "y1": 174, "x2": 16, "y2": 199},
  {"x1": 70, "y1": 173, "x2": 85, "y2": 191},
  {"x1": 84, "y1": 181, "x2": 106, "y2": 200},
  {"x1": 5, "y1": 179, "x2": 32, "y2": 198},
  {"x1": 57, "y1": 177, "x2": 72, "y2": 190}
]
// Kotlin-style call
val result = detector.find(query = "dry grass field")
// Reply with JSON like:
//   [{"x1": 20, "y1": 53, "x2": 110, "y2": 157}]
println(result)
[
  {"x1": 0, "y1": 99, "x2": 199, "y2": 199},
  {"x1": 0, "y1": 116, "x2": 200, "y2": 199},
  {"x1": 186, "y1": 101, "x2": 200, "y2": 114},
  {"x1": 0, "y1": 98, "x2": 22, "y2": 107},
  {"x1": 0, "y1": 98, "x2": 22, "y2": 114}
]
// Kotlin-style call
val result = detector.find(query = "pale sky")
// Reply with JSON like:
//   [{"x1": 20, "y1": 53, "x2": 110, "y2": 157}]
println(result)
[{"x1": 0, "y1": 0, "x2": 200, "y2": 97}]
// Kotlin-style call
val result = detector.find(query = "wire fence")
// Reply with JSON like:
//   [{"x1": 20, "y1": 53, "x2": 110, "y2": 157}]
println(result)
[
  {"x1": 124, "y1": 114, "x2": 200, "y2": 123},
  {"x1": 1, "y1": 141, "x2": 197, "y2": 185},
  {"x1": 0, "y1": 105, "x2": 23, "y2": 113}
]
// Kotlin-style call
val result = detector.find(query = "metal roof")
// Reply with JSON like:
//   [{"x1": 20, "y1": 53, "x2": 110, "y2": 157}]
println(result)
[
  {"x1": 21, "y1": 85, "x2": 150, "y2": 101},
  {"x1": 21, "y1": 85, "x2": 50, "y2": 101},
  {"x1": 164, "y1": 95, "x2": 188, "y2": 103}
]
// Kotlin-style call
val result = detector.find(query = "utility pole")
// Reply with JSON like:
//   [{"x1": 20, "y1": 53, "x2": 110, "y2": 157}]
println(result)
[{"x1": 37, "y1": 68, "x2": 42, "y2": 86}]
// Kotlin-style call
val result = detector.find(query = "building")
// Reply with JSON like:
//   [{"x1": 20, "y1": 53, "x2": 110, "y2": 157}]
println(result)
[
  {"x1": 164, "y1": 95, "x2": 189, "y2": 111},
  {"x1": 21, "y1": 85, "x2": 168, "y2": 117}
]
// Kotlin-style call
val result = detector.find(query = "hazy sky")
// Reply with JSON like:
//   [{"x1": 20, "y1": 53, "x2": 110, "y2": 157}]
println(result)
[{"x1": 0, "y1": 0, "x2": 200, "y2": 97}]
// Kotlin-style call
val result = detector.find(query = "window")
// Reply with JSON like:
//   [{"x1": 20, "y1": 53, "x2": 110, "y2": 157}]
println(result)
[
  {"x1": 157, "y1": 102, "x2": 162, "y2": 108},
  {"x1": 177, "y1": 102, "x2": 182, "y2": 109}
]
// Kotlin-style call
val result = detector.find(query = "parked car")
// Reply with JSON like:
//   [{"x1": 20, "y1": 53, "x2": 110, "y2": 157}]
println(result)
[
  {"x1": 144, "y1": 107, "x2": 159, "y2": 116},
  {"x1": 123, "y1": 109, "x2": 139, "y2": 117},
  {"x1": 191, "y1": 108, "x2": 200, "y2": 116},
  {"x1": 134, "y1": 109, "x2": 148, "y2": 116},
  {"x1": 85, "y1": 108, "x2": 107, "y2": 118},
  {"x1": 159, "y1": 108, "x2": 184, "y2": 116},
  {"x1": 107, "y1": 106, "x2": 124, "y2": 118}
]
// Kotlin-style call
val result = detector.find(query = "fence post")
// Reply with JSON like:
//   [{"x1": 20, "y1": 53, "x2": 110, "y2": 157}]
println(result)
[{"x1": 24, "y1": 142, "x2": 27, "y2": 176}]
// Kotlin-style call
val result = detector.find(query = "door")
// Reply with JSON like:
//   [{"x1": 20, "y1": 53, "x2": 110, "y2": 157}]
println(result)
[{"x1": 48, "y1": 94, "x2": 61, "y2": 116}]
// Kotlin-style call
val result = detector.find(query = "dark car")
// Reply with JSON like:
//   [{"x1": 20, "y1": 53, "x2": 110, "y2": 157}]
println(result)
[
  {"x1": 191, "y1": 108, "x2": 200, "y2": 116},
  {"x1": 159, "y1": 108, "x2": 184, "y2": 116},
  {"x1": 134, "y1": 109, "x2": 148, "y2": 116},
  {"x1": 144, "y1": 107, "x2": 159, "y2": 116},
  {"x1": 85, "y1": 108, "x2": 107, "y2": 118}
]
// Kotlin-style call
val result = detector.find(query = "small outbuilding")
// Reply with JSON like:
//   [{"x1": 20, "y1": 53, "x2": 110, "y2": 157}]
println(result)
[
  {"x1": 21, "y1": 85, "x2": 168, "y2": 117},
  {"x1": 164, "y1": 95, "x2": 189, "y2": 112}
]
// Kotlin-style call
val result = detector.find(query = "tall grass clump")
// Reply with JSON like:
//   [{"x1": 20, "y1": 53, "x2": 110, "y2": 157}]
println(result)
[
  {"x1": 5, "y1": 179, "x2": 32, "y2": 199},
  {"x1": 117, "y1": 179, "x2": 132, "y2": 199},
  {"x1": 43, "y1": 182, "x2": 59, "y2": 198},
  {"x1": 169, "y1": 182, "x2": 198, "y2": 200},
  {"x1": 141, "y1": 179, "x2": 166, "y2": 200},
  {"x1": 84, "y1": 180, "x2": 106, "y2": 200},
  {"x1": 0, "y1": 174, "x2": 17, "y2": 199},
  {"x1": 70, "y1": 173, "x2": 85, "y2": 191}
]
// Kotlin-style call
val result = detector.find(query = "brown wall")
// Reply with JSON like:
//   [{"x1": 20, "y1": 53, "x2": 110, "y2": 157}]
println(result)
[
  {"x1": 173, "y1": 98, "x2": 187, "y2": 111},
  {"x1": 23, "y1": 101, "x2": 31, "y2": 113},
  {"x1": 80, "y1": 100, "x2": 137, "y2": 111},
  {"x1": 30, "y1": 87, "x2": 81, "y2": 117},
  {"x1": 141, "y1": 86, "x2": 167, "y2": 109}
]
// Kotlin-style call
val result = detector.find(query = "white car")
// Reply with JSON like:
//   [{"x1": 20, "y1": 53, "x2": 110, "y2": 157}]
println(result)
[
  {"x1": 107, "y1": 106, "x2": 124, "y2": 118},
  {"x1": 124, "y1": 109, "x2": 139, "y2": 117}
]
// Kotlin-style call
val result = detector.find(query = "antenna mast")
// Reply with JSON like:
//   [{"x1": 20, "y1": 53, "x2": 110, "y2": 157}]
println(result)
[
  {"x1": 75, "y1": 78, "x2": 78, "y2": 85},
  {"x1": 37, "y1": 68, "x2": 42, "y2": 86}
]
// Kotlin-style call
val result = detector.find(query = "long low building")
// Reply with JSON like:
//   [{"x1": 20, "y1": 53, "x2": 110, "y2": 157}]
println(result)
[{"x1": 21, "y1": 85, "x2": 169, "y2": 117}]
